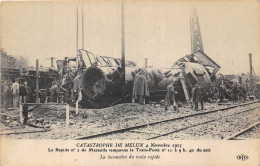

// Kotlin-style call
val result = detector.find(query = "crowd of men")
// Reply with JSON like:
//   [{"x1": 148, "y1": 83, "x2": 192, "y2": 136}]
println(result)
[
  {"x1": 1, "y1": 78, "x2": 29, "y2": 111},
  {"x1": 131, "y1": 69, "x2": 250, "y2": 111},
  {"x1": 0, "y1": 74, "x2": 82, "y2": 112},
  {"x1": 47, "y1": 73, "x2": 82, "y2": 104}
]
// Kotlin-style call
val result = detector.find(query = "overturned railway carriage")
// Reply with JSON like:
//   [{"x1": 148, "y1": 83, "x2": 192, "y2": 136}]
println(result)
[{"x1": 77, "y1": 49, "x2": 220, "y2": 108}]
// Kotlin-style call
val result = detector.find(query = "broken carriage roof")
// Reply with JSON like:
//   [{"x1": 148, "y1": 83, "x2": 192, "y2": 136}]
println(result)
[
  {"x1": 78, "y1": 49, "x2": 136, "y2": 67},
  {"x1": 172, "y1": 50, "x2": 221, "y2": 69}
]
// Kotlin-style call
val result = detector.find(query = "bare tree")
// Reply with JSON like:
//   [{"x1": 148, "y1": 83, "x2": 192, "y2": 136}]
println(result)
[
  {"x1": 14, "y1": 56, "x2": 30, "y2": 68},
  {"x1": 1, "y1": 49, "x2": 30, "y2": 68}
]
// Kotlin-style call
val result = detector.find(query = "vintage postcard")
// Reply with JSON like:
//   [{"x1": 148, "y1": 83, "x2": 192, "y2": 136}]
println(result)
[{"x1": 0, "y1": 0, "x2": 259, "y2": 165}]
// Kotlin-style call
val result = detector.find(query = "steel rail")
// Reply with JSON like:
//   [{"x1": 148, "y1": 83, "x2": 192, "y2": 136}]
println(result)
[
  {"x1": 0, "y1": 128, "x2": 48, "y2": 135},
  {"x1": 146, "y1": 106, "x2": 260, "y2": 140},
  {"x1": 225, "y1": 121, "x2": 260, "y2": 140},
  {"x1": 75, "y1": 101, "x2": 259, "y2": 140}
]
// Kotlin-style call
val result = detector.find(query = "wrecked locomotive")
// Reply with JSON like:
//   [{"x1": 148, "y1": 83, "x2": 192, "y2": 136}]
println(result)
[{"x1": 57, "y1": 49, "x2": 220, "y2": 108}]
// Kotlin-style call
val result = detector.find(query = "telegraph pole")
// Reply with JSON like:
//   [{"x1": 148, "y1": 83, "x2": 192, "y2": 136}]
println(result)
[
  {"x1": 51, "y1": 57, "x2": 54, "y2": 67},
  {"x1": 82, "y1": 5, "x2": 84, "y2": 50},
  {"x1": 121, "y1": 0, "x2": 126, "y2": 95},
  {"x1": 249, "y1": 53, "x2": 255, "y2": 96},
  {"x1": 249, "y1": 53, "x2": 252, "y2": 76},
  {"x1": 36, "y1": 59, "x2": 39, "y2": 103},
  {"x1": 76, "y1": 6, "x2": 79, "y2": 54}
]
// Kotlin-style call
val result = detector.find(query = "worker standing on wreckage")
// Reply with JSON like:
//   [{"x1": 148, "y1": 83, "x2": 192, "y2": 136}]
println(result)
[{"x1": 132, "y1": 68, "x2": 150, "y2": 105}]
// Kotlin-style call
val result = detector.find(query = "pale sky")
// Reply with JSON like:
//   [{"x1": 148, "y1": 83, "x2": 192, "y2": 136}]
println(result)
[{"x1": 1, "y1": 0, "x2": 260, "y2": 75}]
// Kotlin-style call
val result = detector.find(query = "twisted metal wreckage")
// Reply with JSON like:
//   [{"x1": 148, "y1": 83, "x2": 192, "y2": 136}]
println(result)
[{"x1": 56, "y1": 49, "x2": 220, "y2": 108}]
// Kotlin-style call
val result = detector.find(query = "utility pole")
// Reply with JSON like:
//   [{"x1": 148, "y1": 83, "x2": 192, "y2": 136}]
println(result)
[
  {"x1": 82, "y1": 5, "x2": 84, "y2": 50},
  {"x1": 51, "y1": 57, "x2": 54, "y2": 67},
  {"x1": 51, "y1": 57, "x2": 53, "y2": 67},
  {"x1": 36, "y1": 59, "x2": 39, "y2": 103},
  {"x1": 76, "y1": 6, "x2": 79, "y2": 54},
  {"x1": 249, "y1": 53, "x2": 252, "y2": 76},
  {"x1": 121, "y1": 0, "x2": 126, "y2": 95},
  {"x1": 45, "y1": 57, "x2": 56, "y2": 68},
  {"x1": 249, "y1": 53, "x2": 255, "y2": 96}
]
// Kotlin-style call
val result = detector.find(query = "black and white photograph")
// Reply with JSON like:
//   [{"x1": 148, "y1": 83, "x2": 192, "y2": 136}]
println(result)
[{"x1": 0, "y1": 0, "x2": 260, "y2": 165}]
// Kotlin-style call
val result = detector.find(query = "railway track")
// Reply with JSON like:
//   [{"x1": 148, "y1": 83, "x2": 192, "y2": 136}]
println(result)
[
  {"x1": 75, "y1": 101, "x2": 259, "y2": 140},
  {"x1": 225, "y1": 121, "x2": 260, "y2": 140},
  {"x1": 145, "y1": 105, "x2": 259, "y2": 140}
]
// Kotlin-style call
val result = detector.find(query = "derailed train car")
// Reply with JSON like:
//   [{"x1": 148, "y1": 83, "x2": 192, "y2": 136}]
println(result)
[{"x1": 74, "y1": 49, "x2": 220, "y2": 108}]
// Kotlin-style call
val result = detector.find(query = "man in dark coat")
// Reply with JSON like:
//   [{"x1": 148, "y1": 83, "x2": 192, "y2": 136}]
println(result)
[
  {"x1": 192, "y1": 83, "x2": 207, "y2": 111},
  {"x1": 232, "y1": 82, "x2": 240, "y2": 102},
  {"x1": 132, "y1": 69, "x2": 150, "y2": 105},
  {"x1": 165, "y1": 83, "x2": 178, "y2": 111},
  {"x1": 242, "y1": 84, "x2": 247, "y2": 101},
  {"x1": 19, "y1": 81, "x2": 27, "y2": 104},
  {"x1": 22, "y1": 104, "x2": 38, "y2": 125}
]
